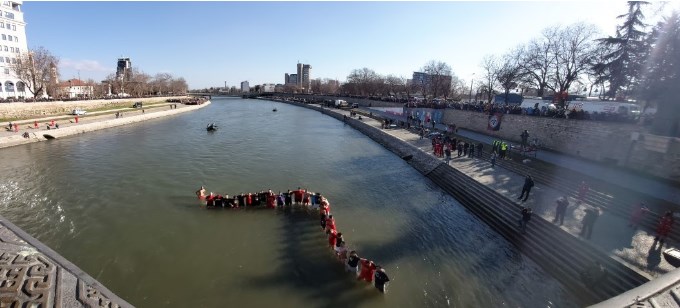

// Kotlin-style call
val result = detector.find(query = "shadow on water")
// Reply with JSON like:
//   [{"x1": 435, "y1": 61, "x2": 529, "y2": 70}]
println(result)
[{"x1": 240, "y1": 207, "x2": 382, "y2": 308}]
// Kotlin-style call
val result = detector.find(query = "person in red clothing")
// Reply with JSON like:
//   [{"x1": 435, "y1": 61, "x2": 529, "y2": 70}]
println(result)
[
  {"x1": 266, "y1": 190, "x2": 277, "y2": 208},
  {"x1": 294, "y1": 187, "x2": 304, "y2": 204},
  {"x1": 33, "y1": 121, "x2": 38, "y2": 129},
  {"x1": 358, "y1": 259, "x2": 376, "y2": 282},
  {"x1": 655, "y1": 211, "x2": 675, "y2": 245},
  {"x1": 246, "y1": 193, "x2": 252, "y2": 206},
  {"x1": 320, "y1": 198, "x2": 331, "y2": 216},
  {"x1": 302, "y1": 190, "x2": 310, "y2": 206},
  {"x1": 325, "y1": 215, "x2": 336, "y2": 232},
  {"x1": 327, "y1": 229, "x2": 337, "y2": 249},
  {"x1": 13, "y1": 123, "x2": 18, "y2": 132}
]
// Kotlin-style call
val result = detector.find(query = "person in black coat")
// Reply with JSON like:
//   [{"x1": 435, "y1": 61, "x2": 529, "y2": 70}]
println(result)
[{"x1": 517, "y1": 175, "x2": 535, "y2": 202}]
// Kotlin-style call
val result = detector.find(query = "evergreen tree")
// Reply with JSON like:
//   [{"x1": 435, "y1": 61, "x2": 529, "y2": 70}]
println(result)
[
  {"x1": 639, "y1": 11, "x2": 680, "y2": 137},
  {"x1": 597, "y1": 1, "x2": 650, "y2": 100}
]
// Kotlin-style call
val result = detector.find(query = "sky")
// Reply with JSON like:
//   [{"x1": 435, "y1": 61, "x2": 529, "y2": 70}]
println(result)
[{"x1": 23, "y1": 1, "x2": 679, "y2": 89}]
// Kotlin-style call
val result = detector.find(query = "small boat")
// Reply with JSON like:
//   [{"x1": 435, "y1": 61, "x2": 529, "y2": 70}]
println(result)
[
  {"x1": 272, "y1": 108, "x2": 277, "y2": 112},
  {"x1": 664, "y1": 248, "x2": 680, "y2": 267},
  {"x1": 206, "y1": 123, "x2": 218, "y2": 132}
]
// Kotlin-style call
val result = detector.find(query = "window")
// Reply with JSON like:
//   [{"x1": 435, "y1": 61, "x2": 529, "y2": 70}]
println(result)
[
  {"x1": 4, "y1": 12, "x2": 13, "y2": 19},
  {"x1": 2, "y1": 35, "x2": 5, "y2": 40},
  {"x1": 14, "y1": 36, "x2": 16, "y2": 42},
  {"x1": 4, "y1": 46, "x2": 7, "y2": 52},
  {"x1": 14, "y1": 47, "x2": 17, "y2": 53},
  {"x1": 11, "y1": 58, "x2": 15, "y2": 64},
  {"x1": 7, "y1": 36, "x2": 11, "y2": 42},
  {"x1": 5, "y1": 57, "x2": 9, "y2": 63},
  {"x1": 10, "y1": 47, "x2": 13, "y2": 52},
  {"x1": 1, "y1": 22, "x2": 4, "y2": 28},
  {"x1": 4, "y1": 69, "x2": 8, "y2": 75},
  {"x1": 11, "y1": 25, "x2": 14, "y2": 31},
  {"x1": 0, "y1": 57, "x2": 5, "y2": 62}
]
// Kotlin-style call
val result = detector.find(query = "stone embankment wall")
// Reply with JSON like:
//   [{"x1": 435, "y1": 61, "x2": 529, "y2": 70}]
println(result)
[
  {"x1": 274, "y1": 93, "x2": 402, "y2": 108},
  {"x1": 0, "y1": 101, "x2": 211, "y2": 149},
  {"x1": 438, "y1": 109, "x2": 680, "y2": 182},
  {"x1": 0, "y1": 96, "x2": 180, "y2": 119}
]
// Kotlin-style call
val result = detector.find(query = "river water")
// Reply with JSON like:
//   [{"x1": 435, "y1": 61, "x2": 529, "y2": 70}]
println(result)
[{"x1": 0, "y1": 98, "x2": 576, "y2": 307}]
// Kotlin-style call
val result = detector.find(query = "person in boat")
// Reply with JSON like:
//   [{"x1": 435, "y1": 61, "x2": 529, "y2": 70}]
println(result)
[
  {"x1": 246, "y1": 193, "x2": 252, "y2": 206},
  {"x1": 336, "y1": 241, "x2": 348, "y2": 262},
  {"x1": 320, "y1": 197, "x2": 331, "y2": 216},
  {"x1": 224, "y1": 194, "x2": 235, "y2": 208},
  {"x1": 294, "y1": 187, "x2": 304, "y2": 204},
  {"x1": 213, "y1": 194, "x2": 224, "y2": 208},
  {"x1": 374, "y1": 266, "x2": 390, "y2": 293},
  {"x1": 267, "y1": 190, "x2": 277, "y2": 208},
  {"x1": 302, "y1": 190, "x2": 310, "y2": 206},
  {"x1": 346, "y1": 251, "x2": 360, "y2": 275},
  {"x1": 196, "y1": 186, "x2": 206, "y2": 199},
  {"x1": 320, "y1": 211, "x2": 327, "y2": 230},
  {"x1": 334, "y1": 232, "x2": 345, "y2": 253},
  {"x1": 237, "y1": 193, "x2": 245, "y2": 208},
  {"x1": 285, "y1": 190, "x2": 293, "y2": 206},
  {"x1": 359, "y1": 259, "x2": 376, "y2": 282}
]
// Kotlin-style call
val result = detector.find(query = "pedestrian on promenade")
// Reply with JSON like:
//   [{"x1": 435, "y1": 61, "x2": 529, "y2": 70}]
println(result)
[
  {"x1": 517, "y1": 175, "x2": 535, "y2": 202},
  {"x1": 654, "y1": 211, "x2": 675, "y2": 245},
  {"x1": 476, "y1": 142, "x2": 483, "y2": 158},
  {"x1": 518, "y1": 207, "x2": 532, "y2": 234},
  {"x1": 13, "y1": 123, "x2": 18, "y2": 132},
  {"x1": 7, "y1": 122, "x2": 11, "y2": 131},
  {"x1": 457, "y1": 142, "x2": 463, "y2": 157},
  {"x1": 629, "y1": 202, "x2": 649, "y2": 228},
  {"x1": 420, "y1": 128, "x2": 424, "y2": 140},
  {"x1": 553, "y1": 196, "x2": 570, "y2": 225},
  {"x1": 445, "y1": 147, "x2": 452, "y2": 165},
  {"x1": 468, "y1": 145, "x2": 475, "y2": 158},
  {"x1": 33, "y1": 121, "x2": 38, "y2": 129},
  {"x1": 521, "y1": 130, "x2": 529, "y2": 149},
  {"x1": 490, "y1": 151, "x2": 498, "y2": 168},
  {"x1": 580, "y1": 206, "x2": 599, "y2": 239},
  {"x1": 578, "y1": 181, "x2": 589, "y2": 204},
  {"x1": 463, "y1": 142, "x2": 469, "y2": 157}
]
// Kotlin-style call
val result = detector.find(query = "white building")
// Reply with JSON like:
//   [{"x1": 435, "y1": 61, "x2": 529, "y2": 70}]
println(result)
[
  {"x1": 262, "y1": 83, "x2": 275, "y2": 93},
  {"x1": 240, "y1": 81, "x2": 250, "y2": 93},
  {"x1": 57, "y1": 79, "x2": 94, "y2": 98},
  {"x1": 0, "y1": 0, "x2": 28, "y2": 99}
]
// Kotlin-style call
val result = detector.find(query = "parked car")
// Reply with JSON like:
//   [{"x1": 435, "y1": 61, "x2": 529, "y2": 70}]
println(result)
[
  {"x1": 132, "y1": 102, "x2": 143, "y2": 108},
  {"x1": 71, "y1": 109, "x2": 86, "y2": 115}
]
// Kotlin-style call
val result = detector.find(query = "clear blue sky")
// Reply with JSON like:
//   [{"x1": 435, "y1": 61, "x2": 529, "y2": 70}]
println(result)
[{"x1": 23, "y1": 1, "x2": 678, "y2": 89}]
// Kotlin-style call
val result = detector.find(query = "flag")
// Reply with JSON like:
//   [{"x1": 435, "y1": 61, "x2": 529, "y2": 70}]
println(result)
[{"x1": 487, "y1": 113, "x2": 503, "y2": 131}]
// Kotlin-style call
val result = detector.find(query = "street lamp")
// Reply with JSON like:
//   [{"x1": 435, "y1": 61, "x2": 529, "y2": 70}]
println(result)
[{"x1": 469, "y1": 73, "x2": 475, "y2": 103}]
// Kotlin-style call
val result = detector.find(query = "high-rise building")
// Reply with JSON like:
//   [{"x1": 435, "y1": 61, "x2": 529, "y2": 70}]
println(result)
[
  {"x1": 0, "y1": 1, "x2": 29, "y2": 99},
  {"x1": 240, "y1": 81, "x2": 250, "y2": 93},
  {"x1": 285, "y1": 73, "x2": 289, "y2": 85},
  {"x1": 116, "y1": 58, "x2": 132, "y2": 81},
  {"x1": 296, "y1": 63, "x2": 302, "y2": 86},
  {"x1": 288, "y1": 74, "x2": 297, "y2": 85},
  {"x1": 302, "y1": 64, "x2": 311, "y2": 92}
]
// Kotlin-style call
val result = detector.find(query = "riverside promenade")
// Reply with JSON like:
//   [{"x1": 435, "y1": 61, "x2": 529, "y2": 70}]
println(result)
[
  {"x1": 268, "y1": 98, "x2": 675, "y2": 306},
  {"x1": 0, "y1": 99, "x2": 210, "y2": 149}
]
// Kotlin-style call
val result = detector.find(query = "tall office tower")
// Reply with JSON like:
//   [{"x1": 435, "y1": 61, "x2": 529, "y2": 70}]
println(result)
[
  {"x1": 302, "y1": 64, "x2": 311, "y2": 92},
  {"x1": 116, "y1": 58, "x2": 132, "y2": 81},
  {"x1": 0, "y1": 0, "x2": 30, "y2": 99},
  {"x1": 296, "y1": 62, "x2": 302, "y2": 87}
]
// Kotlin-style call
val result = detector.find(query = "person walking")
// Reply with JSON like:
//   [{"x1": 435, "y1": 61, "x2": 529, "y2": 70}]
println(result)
[
  {"x1": 629, "y1": 202, "x2": 649, "y2": 229},
  {"x1": 457, "y1": 142, "x2": 463, "y2": 157},
  {"x1": 490, "y1": 151, "x2": 498, "y2": 168},
  {"x1": 444, "y1": 147, "x2": 452, "y2": 165},
  {"x1": 553, "y1": 196, "x2": 570, "y2": 225},
  {"x1": 518, "y1": 207, "x2": 532, "y2": 234},
  {"x1": 468, "y1": 145, "x2": 475, "y2": 158},
  {"x1": 521, "y1": 130, "x2": 529, "y2": 149},
  {"x1": 655, "y1": 211, "x2": 675, "y2": 245},
  {"x1": 580, "y1": 206, "x2": 600, "y2": 239},
  {"x1": 517, "y1": 175, "x2": 535, "y2": 202},
  {"x1": 463, "y1": 142, "x2": 469, "y2": 157},
  {"x1": 476, "y1": 142, "x2": 483, "y2": 158}
]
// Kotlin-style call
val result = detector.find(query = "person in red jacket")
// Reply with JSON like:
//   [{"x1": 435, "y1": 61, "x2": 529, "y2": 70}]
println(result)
[
  {"x1": 358, "y1": 259, "x2": 376, "y2": 282},
  {"x1": 655, "y1": 211, "x2": 675, "y2": 245},
  {"x1": 325, "y1": 215, "x2": 336, "y2": 232},
  {"x1": 246, "y1": 193, "x2": 252, "y2": 206},
  {"x1": 302, "y1": 190, "x2": 310, "y2": 206},
  {"x1": 320, "y1": 198, "x2": 331, "y2": 216},
  {"x1": 294, "y1": 187, "x2": 304, "y2": 204},
  {"x1": 266, "y1": 190, "x2": 277, "y2": 208},
  {"x1": 327, "y1": 229, "x2": 337, "y2": 249}
]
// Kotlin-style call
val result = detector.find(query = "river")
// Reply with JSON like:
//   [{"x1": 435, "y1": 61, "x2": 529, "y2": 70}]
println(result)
[{"x1": 0, "y1": 97, "x2": 576, "y2": 307}]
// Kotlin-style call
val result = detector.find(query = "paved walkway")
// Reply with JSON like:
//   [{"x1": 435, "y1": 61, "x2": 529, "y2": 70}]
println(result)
[
  {"x1": 0, "y1": 103, "x2": 184, "y2": 139},
  {"x1": 368, "y1": 108, "x2": 680, "y2": 205},
  {"x1": 329, "y1": 106, "x2": 676, "y2": 279}
]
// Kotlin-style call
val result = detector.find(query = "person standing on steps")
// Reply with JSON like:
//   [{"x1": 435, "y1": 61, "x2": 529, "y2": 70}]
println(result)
[
  {"x1": 490, "y1": 151, "x2": 498, "y2": 168},
  {"x1": 580, "y1": 206, "x2": 600, "y2": 239},
  {"x1": 629, "y1": 202, "x2": 649, "y2": 229},
  {"x1": 517, "y1": 175, "x2": 534, "y2": 202},
  {"x1": 578, "y1": 181, "x2": 589, "y2": 204},
  {"x1": 444, "y1": 146, "x2": 451, "y2": 165},
  {"x1": 518, "y1": 207, "x2": 532, "y2": 234},
  {"x1": 468, "y1": 144, "x2": 475, "y2": 158},
  {"x1": 553, "y1": 196, "x2": 570, "y2": 225},
  {"x1": 655, "y1": 211, "x2": 675, "y2": 245},
  {"x1": 521, "y1": 130, "x2": 529, "y2": 149},
  {"x1": 476, "y1": 142, "x2": 483, "y2": 158}
]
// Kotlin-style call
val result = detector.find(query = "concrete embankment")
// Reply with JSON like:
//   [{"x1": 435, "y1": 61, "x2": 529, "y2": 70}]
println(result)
[
  {"x1": 268, "y1": 98, "x2": 649, "y2": 306},
  {"x1": 0, "y1": 101, "x2": 210, "y2": 149}
]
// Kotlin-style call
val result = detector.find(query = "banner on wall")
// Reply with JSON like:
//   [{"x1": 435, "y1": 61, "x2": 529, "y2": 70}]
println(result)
[{"x1": 487, "y1": 113, "x2": 503, "y2": 131}]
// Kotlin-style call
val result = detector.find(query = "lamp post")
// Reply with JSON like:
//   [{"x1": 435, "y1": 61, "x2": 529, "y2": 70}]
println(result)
[{"x1": 469, "y1": 73, "x2": 475, "y2": 103}]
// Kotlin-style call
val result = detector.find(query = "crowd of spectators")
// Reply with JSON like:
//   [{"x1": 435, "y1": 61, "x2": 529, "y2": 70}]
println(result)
[{"x1": 0, "y1": 94, "x2": 185, "y2": 104}]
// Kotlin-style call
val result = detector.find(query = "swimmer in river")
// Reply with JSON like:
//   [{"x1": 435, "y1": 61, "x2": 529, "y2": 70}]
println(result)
[
  {"x1": 374, "y1": 265, "x2": 390, "y2": 293},
  {"x1": 196, "y1": 186, "x2": 206, "y2": 199}
]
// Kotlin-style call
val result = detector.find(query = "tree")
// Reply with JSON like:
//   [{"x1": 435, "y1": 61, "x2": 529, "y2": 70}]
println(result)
[
  {"x1": 518, "y1": 28, "x2": 558, "y2": 97},
  {"x1": 480, "y1": 55, "x2": 499, "y2": 103},
  {"x1": 496, "y1": 48, "x2": 524, "y2": 104},
  {"x1": 346, "y1": 67, "x2": 379, "y2": 96},
  {"x1": 421, "y1": 60, "x2": 453, "y2": 99},
  {"x1": 547, "y1": 23, "x2": 599, "y2": 107},
  {"x1": 597, "y1": 1, "x2": 650, "y2": 99},
  {"x1": 10, "y1": 46, "x2": 59, "y2": 98},
  {"x1": 638, "y1": 11, "x2": 680, "y2": 136}
]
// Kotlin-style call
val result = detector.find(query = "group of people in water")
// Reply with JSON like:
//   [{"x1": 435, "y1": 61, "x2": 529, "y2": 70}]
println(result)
[{"x1": 195, "y1": 186, "x2": 391, "y2": 293}]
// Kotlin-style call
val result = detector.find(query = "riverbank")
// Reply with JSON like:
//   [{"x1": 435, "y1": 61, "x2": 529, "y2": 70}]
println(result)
[
  {"x1": 0, "y1": 100, "x2": 210, "y2": 149},
  {"x1": 264, "y1": 97, "x2": 651, "y2": 306}
]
